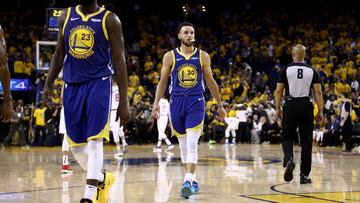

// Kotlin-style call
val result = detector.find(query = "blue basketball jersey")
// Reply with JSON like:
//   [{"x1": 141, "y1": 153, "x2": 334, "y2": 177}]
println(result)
[
  {"x1": 62, "y1": 6, "x2": 112, "y2": 83},
  {"x1": 169, "y1": 48, "x2": 205, "y2": 96}
]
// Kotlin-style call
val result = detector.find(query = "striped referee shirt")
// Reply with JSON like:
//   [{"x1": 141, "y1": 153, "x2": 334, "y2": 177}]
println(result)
[{"x1": 278, "y1": 62, "x2": 321, "y2": 98}]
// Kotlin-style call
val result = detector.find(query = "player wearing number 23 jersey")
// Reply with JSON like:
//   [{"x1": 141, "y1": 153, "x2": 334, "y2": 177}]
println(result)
[{"x1": 62, "y1": 5, "x2": 112, "y2": 146}]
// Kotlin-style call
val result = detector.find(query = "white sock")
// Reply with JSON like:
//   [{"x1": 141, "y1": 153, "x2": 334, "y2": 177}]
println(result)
[
  {"x1": 157, "y1": 140, "x2": 162, "y2": 148},
  {"x1": 184, "y1": 172, "x2": 195, "y2": 182},
  {"x1": 63, "y1": 155, "x2": 69, "y2": 165},
  {"x1": 164, "y1": 137, "x2": 171, "y2": 146},
  {"x1": 193, "y1": 173, "x2": 197, "y2": 182},
  {"x1": 116, "y1": 143, "x2": 121, "y2": 151},
  {"x1": 225, "y1": 138, "x2": 229, "y2": 144},
  {"x1": 84, "y1": 184, "x2": 97, "y2": 200}
]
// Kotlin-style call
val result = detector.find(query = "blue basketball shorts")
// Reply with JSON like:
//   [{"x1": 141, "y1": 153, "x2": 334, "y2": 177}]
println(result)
[
  {"x1": 63, "y1": 76, "x2": 111, "y2": 147},
  {"x1": 170, "y1": 95, "x2": 205, "y2": 137}
]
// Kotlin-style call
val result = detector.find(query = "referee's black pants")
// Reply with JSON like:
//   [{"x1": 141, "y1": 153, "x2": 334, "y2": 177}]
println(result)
[
  {"x1": 341, "y1": 124, "x2": 353, "y2": 152},
  {"x1": 281, "y1": 98, "x2": 314, "y2": 176}
]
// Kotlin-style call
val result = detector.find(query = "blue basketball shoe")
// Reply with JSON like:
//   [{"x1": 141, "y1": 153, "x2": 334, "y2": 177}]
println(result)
[
  {"x1": 192, "y1": 181, "x2": 199, "y2": 193},
  {"x1": 180, "y1": 180, "x2": 193, "y2": 198}
]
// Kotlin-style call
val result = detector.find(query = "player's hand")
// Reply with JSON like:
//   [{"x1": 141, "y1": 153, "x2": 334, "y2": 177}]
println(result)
[
  {"x1": 218, "y1": 106, "x2": 226, "y2": 121},
  {"x1": 116, "y1": 100, "x2": 130, "y2": 126},
  {"x1": 276, "y1": 108, "x2": 282, "y2": 119},
  {"x1": 0, "y1": 98, "x2": 12, "y2": 122},
  {"x1": 316, "y1": 112, "x2": 324, "y2": 126},
  {"x1": 41, "y1": 86, "x2": 52, "y2": 105},
  {"x1": 151, "y1": 102, "x2": 160, "y2": 119}
]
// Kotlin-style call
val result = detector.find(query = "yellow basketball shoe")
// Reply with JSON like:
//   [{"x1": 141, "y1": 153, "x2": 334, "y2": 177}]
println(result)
[{"x1": 94, "y1": 172, "x2": 115, "y2": 203}]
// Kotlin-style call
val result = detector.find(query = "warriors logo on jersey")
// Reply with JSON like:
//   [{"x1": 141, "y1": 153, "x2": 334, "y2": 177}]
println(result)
[
  {"x1": 178, "y1": 64, "x2": 198, "y2": 88},
  {"x1": 68, "y1": 25, "x2": 95, "y2": 59}
]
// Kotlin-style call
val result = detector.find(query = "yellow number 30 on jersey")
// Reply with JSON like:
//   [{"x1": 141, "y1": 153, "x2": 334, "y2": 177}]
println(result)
[{"x1": 178, "y1": 65, "x2": 198, "y2": 88}]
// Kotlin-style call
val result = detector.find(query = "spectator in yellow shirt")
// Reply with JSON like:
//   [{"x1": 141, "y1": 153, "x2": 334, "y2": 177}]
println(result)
[{"x1": 32, "y1": 103, "x2": 46, "y2": 146}]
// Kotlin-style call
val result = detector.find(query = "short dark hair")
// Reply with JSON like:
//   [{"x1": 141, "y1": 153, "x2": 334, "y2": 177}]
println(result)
[{"x1": 177, "y1": 22, "x2": 195, "y2": 33}]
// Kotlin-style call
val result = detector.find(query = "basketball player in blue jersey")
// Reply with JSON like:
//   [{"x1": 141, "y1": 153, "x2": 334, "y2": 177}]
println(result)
[
  {"x1": 0, "y1": 25, "x2": 12, "y2": 123},
  {"x1": 152, "y1": 22, "x2": 226, "y2": 198},
  {"x1": 42, "y1": 0, "x2": 130, "y2": 202}
]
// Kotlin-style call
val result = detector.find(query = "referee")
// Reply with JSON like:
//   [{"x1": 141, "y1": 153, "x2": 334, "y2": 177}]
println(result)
[{"x1": 275, "y1": 44, "x2": 324, "y2": 184}]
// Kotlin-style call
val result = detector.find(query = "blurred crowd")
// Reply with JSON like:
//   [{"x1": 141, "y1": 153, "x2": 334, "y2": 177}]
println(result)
[{"x1": 1, "y1": 3, "x2": 360, "y2": 150}]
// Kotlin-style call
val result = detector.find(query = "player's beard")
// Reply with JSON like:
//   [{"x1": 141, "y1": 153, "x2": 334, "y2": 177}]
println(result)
[
  {"x1": 181, "y1": 38, "x2": 194, "y2": 47},
  {"x1": 78, "y1": 0, "x2": 94, "y2": 6}
]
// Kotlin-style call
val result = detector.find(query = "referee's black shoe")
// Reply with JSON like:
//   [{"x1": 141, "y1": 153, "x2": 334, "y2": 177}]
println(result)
[
  {"x1": 300, "y1": 175, "x2": 312, "y2": 184},
  {"x1": 284, "y1": 160, "x2": 295, "y2": 182}
]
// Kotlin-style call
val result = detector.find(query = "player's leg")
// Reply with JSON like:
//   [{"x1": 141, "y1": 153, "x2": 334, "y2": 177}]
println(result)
[
  {"x1": 119, "y1": 126, "x2": 128, "y2": 153},
  {"x1": 110, "y1": 111, "x2": 122, "y2": 157},
  {"x1": 61, "y1": 134, "x2": 73, "y2": 173},
  {"x1": 86, "y1": 139, "x2": 105, "y2": 199},
  {"x1": 181, "y1": 95, "x2": 204, "y2": 197},
  {"x1": 86, "y1": 77, "x2": 114, "y2": 202},
  {"x1": 154, "y1": 118, "x2": 164, "y2": 152},
  {"x1": 64, "y1": 82, "x2": 100, "y2": 201},
  {"x1": 59, "y1": 107, "x2": 72, "y2": 172},
  {"x1": 112, "y1": 127, "x2": 123, "y2": 157},
  {"x1": 161, "y1": 116, "x2": 173, "y2": 151},
  {"x1": 230, "y1": 129, "x2": 236, "y2": 144},
  {"x1": 184, "y1": 130, "x2": 201, "y2": 194},
  {"x1": 225, "y1": 125, "x2": 230, "y2": 145},
  {"x1": 71, "y1": 144, "x2": 88, "y2": 171}
]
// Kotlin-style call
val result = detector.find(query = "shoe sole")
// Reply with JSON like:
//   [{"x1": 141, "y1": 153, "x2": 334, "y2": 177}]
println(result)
[
  {"x1": 61, "y1": 170, "x2": 73, "y2": 173},
  {"x1": 181, "y1": 185, "x2": 193, "y2": 198},
  {"x1": 284, "y1": 161, "x2": 295, "y2": 182}
]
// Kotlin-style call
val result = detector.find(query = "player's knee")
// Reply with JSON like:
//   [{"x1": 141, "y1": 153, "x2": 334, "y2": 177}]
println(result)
[{"x1": 186, "y1": 152, "x2": 198, "y2": 164}]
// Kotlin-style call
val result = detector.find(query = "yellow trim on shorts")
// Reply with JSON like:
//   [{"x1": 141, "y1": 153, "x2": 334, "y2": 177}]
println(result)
[
  {"x1": 102, "y1": 11, "x2": 111, "y2": 41},
  {"x1": 67, "y1": 120, "x2": 110, "y2": 147},
  {"x1": 171, "y1": 50, "x2": 175, "y2": 72},
  {"x1": 186, "y1": 120, "x2": 204, "y2": 133},
  {"x1": 88, "y1": 120, "x2": 110, "y2": 142},
  {"x1": 76, "y1": 5, "x2": 105, "y2": 22},
  {"x1": 199, "y1": 50, "x2": 203, "y2": 68},
  {"x1": 67, "y1": 135, "x2": 87, "y2": 147},
  {"x1": 172, "y1": 127, "x2": 186, "y2": 137},
  {"x1": 62, "y1": 7, "x2": 71, "y2": 36}
]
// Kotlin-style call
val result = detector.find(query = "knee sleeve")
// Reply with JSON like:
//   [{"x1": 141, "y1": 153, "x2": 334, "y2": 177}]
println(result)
[
  {"x1": 178, "y1": 136, "x2": 187, "y2": 164},
  {"x1": 71, "y1": 145, "x2": 88, "y2": 171},
  {"x1": 87, "y1": 139, "x2": 104, "y2": 181},
  {"x1": 186, "y1": 131, "x2": 201, "y2": 164}
]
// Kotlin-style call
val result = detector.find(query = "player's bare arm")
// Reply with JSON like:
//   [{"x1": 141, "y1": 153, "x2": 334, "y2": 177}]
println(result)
[
  {"x1": 106, "y1": 12, "x2": 130, "y2": 125},
  {"x1": 274, "y1": 83, "x2": 285, "y2": 118},
  {"x1": 151, "y1": 51, "x2": 172, "y2": 119},
  {"x1": 0, "y1": 25, "x2": 13, "y2": 122},
  {"x1": 0, "y1": 25, "x2": 8, "y2": 68},
  {"x1": 42, "y1": 9, "x2": 67, "y2": 103},
  {"x1": 201, "y1": 51, "x2": 226, "y2": 120}
]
